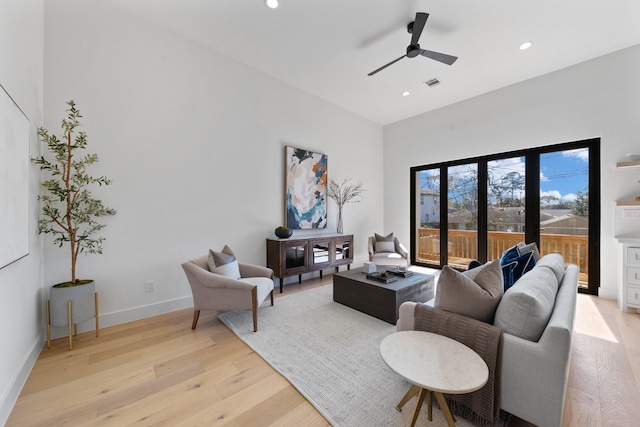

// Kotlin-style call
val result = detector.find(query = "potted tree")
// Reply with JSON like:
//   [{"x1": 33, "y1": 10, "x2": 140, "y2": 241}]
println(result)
[{"x1": 33, "y1": 100, "x2": 116, "y2": 350}]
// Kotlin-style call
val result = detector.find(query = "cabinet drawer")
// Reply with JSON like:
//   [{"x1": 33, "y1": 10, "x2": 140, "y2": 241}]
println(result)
[
  {"x1": 627, "y1": 247, "x2": 640, "y2": 266},
  {"x1": 628, "y1": 267, "x2": 640, "y2": 285},
  {"x1": 628, "y1": 286, "x2": 640, "y2": 307}
]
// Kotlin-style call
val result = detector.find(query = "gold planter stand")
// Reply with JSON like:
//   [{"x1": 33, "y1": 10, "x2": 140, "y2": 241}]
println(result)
[{"x1": 46, "y1": 292, "x2": 99, "y2": 351}]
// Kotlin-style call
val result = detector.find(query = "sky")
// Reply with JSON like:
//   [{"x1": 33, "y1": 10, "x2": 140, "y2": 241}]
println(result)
[
  {"x1": 540, "y1": 148, "x2": 589, "y2": 202},
  {"x1": 419, "y1": 147, "x2": 589, "y2": 204},
  {"x1": 490, "y1": 148, "x2": 589, "y2": 202}
]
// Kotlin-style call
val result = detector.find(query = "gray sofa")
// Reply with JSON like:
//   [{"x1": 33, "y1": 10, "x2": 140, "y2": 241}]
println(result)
[{"x1": 397, "y1": 254, "x2": 578, "y2": 427}]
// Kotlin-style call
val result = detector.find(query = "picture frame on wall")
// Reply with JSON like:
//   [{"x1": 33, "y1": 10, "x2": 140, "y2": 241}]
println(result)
[
  {"x1": 285, "y1": 146, "x2": 327, "y2": 229},
  {"x1": 0, "y1": 84, "x2": 30, "y2": 269}
]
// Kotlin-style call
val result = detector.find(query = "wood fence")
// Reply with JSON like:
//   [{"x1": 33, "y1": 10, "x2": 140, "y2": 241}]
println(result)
[{"x1": 417, "y1": 228, "x2": 589, "y2": 284}]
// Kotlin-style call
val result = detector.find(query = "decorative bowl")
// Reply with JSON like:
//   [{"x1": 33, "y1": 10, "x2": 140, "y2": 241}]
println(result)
[{"x1": 275, "y1": 227, "x2": 293, "y2": 239}]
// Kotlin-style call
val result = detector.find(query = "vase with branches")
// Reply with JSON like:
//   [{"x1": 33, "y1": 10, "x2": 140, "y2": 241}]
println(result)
[
  {"x1": 33, "y1": 100, "x2": 116, "y2": 286},
  {"x1": 327, "y1": 177, "x2": 365, "y2": 234}
]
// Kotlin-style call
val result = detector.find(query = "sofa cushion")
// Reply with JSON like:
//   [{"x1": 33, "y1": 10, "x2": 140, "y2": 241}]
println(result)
[
  {"x1": 493, "y1": 264, "x2": 559, "y2": 341},
  {"x1": 500, "y1": 244, "x2": 536, "y2": 291},
  {"x1": 435, "y1": 260, "x2": 503, "y2": 323},
  {"x1": 534, "y1": 252, "x2": 565, "y2": 283},
  {"x1": 375, "y1": 241, "x2": 395, "y2": 253}
]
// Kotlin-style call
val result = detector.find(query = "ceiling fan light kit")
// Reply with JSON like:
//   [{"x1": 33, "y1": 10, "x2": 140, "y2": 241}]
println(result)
[{"x1": 368, "y1": 12, "x2": 458, "y2": 76}]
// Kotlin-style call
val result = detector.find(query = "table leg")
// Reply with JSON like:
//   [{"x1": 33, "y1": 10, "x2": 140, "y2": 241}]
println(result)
[
  {"x1": 434, "y1": 392, "x2": 456, "y2": 427},
  {"x1": 427, "y1": 389, "x2": 432, "y2": 421},
  {"x1": 396, "y1": 384, "x2": 420, "y2": 411},
  {"x1": 410, "y1": 388, "x2": 428, "y2": 427}
]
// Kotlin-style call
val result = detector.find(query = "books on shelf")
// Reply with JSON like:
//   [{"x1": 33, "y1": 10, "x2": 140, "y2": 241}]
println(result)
[
  {"x1": 385, "y1": 267, "x2": 413, "y2": 278},
  {"x1": 366, "y1": 272, "x2": 398, "y2": 284}
]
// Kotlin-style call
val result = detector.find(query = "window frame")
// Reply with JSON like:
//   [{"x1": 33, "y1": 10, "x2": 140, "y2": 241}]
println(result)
[{"x1": 410, "y1": 138, "x2": 600, "y2": 295}]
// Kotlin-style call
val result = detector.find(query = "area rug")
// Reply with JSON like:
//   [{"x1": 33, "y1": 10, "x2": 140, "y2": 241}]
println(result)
[{"x1": 218, "y1": 285, "x2": 475, "y2": 427}]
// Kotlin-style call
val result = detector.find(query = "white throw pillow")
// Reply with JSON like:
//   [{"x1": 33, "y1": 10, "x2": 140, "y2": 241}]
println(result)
[{"x1": 211, "y1": 260, "x2": 241, "y2": 280}]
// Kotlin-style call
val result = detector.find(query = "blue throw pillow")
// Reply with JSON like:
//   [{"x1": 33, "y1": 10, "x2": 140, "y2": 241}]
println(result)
[
  {"x1": 500, "y1": 245, "x2": 536, "y2": 290},
  {"x1": 467, "y1": 260, "x2": 482, "y2": 270}
]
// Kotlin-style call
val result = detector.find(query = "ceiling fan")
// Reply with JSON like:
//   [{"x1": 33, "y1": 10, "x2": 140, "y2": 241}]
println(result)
[{"x1": 368, "y1": 12, "x2": 458, "y2": 76}]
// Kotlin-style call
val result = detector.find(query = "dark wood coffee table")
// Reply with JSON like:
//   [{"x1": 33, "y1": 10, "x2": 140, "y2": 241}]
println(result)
[{"x1": 333, "y1": 267, "x2": 434, "y2": 324}]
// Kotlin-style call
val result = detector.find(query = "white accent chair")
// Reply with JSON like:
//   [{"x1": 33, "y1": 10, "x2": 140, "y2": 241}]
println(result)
[
  {"x1": 182, "y1": 255, "x2": 274, "y2": 332},
  {"x1": 368, "y1": 235, "x2": 409, "y2": 267}
]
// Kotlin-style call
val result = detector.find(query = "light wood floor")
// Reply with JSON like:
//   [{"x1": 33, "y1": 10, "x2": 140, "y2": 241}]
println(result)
[{"x1": 7, "y1": 275, "x2": 640, "y2": 426}]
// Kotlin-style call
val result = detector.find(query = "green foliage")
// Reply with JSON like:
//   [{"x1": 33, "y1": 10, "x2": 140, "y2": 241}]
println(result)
[
  {"x1": 573, "y1": 189, "x2": 589, "y2": 217},
  {"x1": 32, "y1": 100, "x2": 116, "y2": 283}
]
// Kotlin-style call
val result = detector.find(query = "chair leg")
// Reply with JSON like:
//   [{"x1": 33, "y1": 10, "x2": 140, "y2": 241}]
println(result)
[
  {"x1": 67, "y1": 300, "x2": 73, "y2": 351},
  {"x1": 95, "y1": 292, "x2": 100, "y2": 337},
  {"x1": 191, "y1": 310, "x2": 200, "y2": 330},
  {"x1": 46, "y1": 299, "x2": 51, "y2": 350},
  {"x1": 252, "y1": 287, "x2": 258, "y2": 332}
]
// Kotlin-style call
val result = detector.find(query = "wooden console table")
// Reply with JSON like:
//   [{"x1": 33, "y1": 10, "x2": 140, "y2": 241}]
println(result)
[{"x1": 266, "y1": 234, "x2": 353, "y2": 292}]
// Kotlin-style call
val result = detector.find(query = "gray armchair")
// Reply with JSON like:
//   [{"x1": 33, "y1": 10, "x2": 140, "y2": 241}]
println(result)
[
  {"x1": 182, "y1": 254, "x2": 275, "y2": 332},
  {"x1": 368, "y1": 234, "x2": 409, "y2": 267}
]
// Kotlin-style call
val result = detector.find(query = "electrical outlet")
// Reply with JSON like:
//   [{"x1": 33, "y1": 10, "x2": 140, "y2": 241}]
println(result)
[{"x1": 145, "y1": 280, "x2": 154, "y2": 292}]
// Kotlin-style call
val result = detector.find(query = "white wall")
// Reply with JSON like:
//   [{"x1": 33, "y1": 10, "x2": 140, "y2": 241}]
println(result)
[
  {"x1": 43, "y1": 0, "x2": 383, "y2": 333},
  {"x1": 0, "y1": 0, "x2": 44, "y2": 424},
  {"x1": 383, "y1": 44, "x2": 640, "y2": 303}
]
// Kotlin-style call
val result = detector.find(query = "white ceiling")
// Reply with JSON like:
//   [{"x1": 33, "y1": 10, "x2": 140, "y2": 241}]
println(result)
[{"x1": 106, "y1": 0, "x2": 640, "y2": 125}]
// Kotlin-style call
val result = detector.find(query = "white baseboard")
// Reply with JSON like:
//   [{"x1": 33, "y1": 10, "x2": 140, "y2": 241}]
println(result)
[
  {"x1": 99, "y1": 296, "x2": 193, "y2": 329},
  {"x1": 0, "y1": 334, "x2": 44, "y2": 427},
  {"x1": 49, "y1": 296, "x2": 193, "y2": 339},
  {"x1": 598, "y1": 287, "x2": 618, "y2": 301}
]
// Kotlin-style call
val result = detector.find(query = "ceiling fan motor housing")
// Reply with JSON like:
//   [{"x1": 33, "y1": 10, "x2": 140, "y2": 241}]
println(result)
[{"x1": 406, "y1": 44, "x2": 421, "y2": 58}]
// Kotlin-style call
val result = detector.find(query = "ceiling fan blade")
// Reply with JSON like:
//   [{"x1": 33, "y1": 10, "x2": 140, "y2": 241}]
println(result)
[
  {"x1": 367, "y1": 54, "x2": 407, "y2": 76},
  {"x1": 420, "y1": 49, "x2": 458, "y2": 65},
  {"x1": 411, "y1": 12, "x2": 429, "y2": 45}
]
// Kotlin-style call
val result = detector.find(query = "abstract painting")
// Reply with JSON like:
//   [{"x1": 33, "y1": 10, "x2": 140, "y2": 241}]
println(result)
[{"x1": 285, "y1": 146, "x2": 327, "y2": 229}]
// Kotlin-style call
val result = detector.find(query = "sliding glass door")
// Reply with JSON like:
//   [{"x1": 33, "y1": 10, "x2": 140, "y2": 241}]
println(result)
[
  {"x1": 540, "y1": 148, "x2": 590, "y2": 289},
  {"x1": 411, "y1": 139, "x2": 600, "y2": 294}
]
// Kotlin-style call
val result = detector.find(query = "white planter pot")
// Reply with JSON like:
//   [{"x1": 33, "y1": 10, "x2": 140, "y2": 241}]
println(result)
[
  {"x1": 49, "y1": 280, "x2": 96, "y2": 326},
  {"x1": 47, "y1": 280, "x2": 99, "y2": 350}
]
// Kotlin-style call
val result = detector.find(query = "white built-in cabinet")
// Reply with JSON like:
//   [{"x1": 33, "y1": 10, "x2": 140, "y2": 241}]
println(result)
[
  {"x1": 623, "y1": 245, "x2": 640, "y2": 311},
  {"x1": 615, "y1": 160, "x2": 640, "y2": 310}
]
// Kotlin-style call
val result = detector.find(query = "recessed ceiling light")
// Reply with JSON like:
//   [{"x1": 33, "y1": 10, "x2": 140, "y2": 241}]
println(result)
[
  {"x1": 265, "y1": 0, "x2": 279, "y2": 8},
  {"x1": 519, "y1": 41, "x2": 533, "y2": 50},
  {"x1": 401, "y1": 91, "x2": 410, "y2": 97}
]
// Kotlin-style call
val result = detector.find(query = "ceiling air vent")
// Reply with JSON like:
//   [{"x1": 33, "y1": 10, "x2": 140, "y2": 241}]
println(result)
[{"x1": 424, "y1": 78, "x2": 441, "y2": 88}]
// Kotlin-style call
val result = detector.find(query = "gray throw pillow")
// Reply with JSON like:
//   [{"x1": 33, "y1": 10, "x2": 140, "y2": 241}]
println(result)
[
  {"x1": 375, "y1": 241, "x2": 396, "y2": 253},
  {"x1": 375, "y1": 232, "x2": 394, "y2": 242},
  {"x1": 517, "y1": 241, "x2": 541, "y2": 261},
  {"x1": 435, "y1": 259, "x2": 503, "y2": 323}
]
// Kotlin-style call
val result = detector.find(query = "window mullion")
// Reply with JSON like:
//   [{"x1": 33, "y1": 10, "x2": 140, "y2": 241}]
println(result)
[{"x1": 478, "y1": 160, "x2": 488, "y2": 262}]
